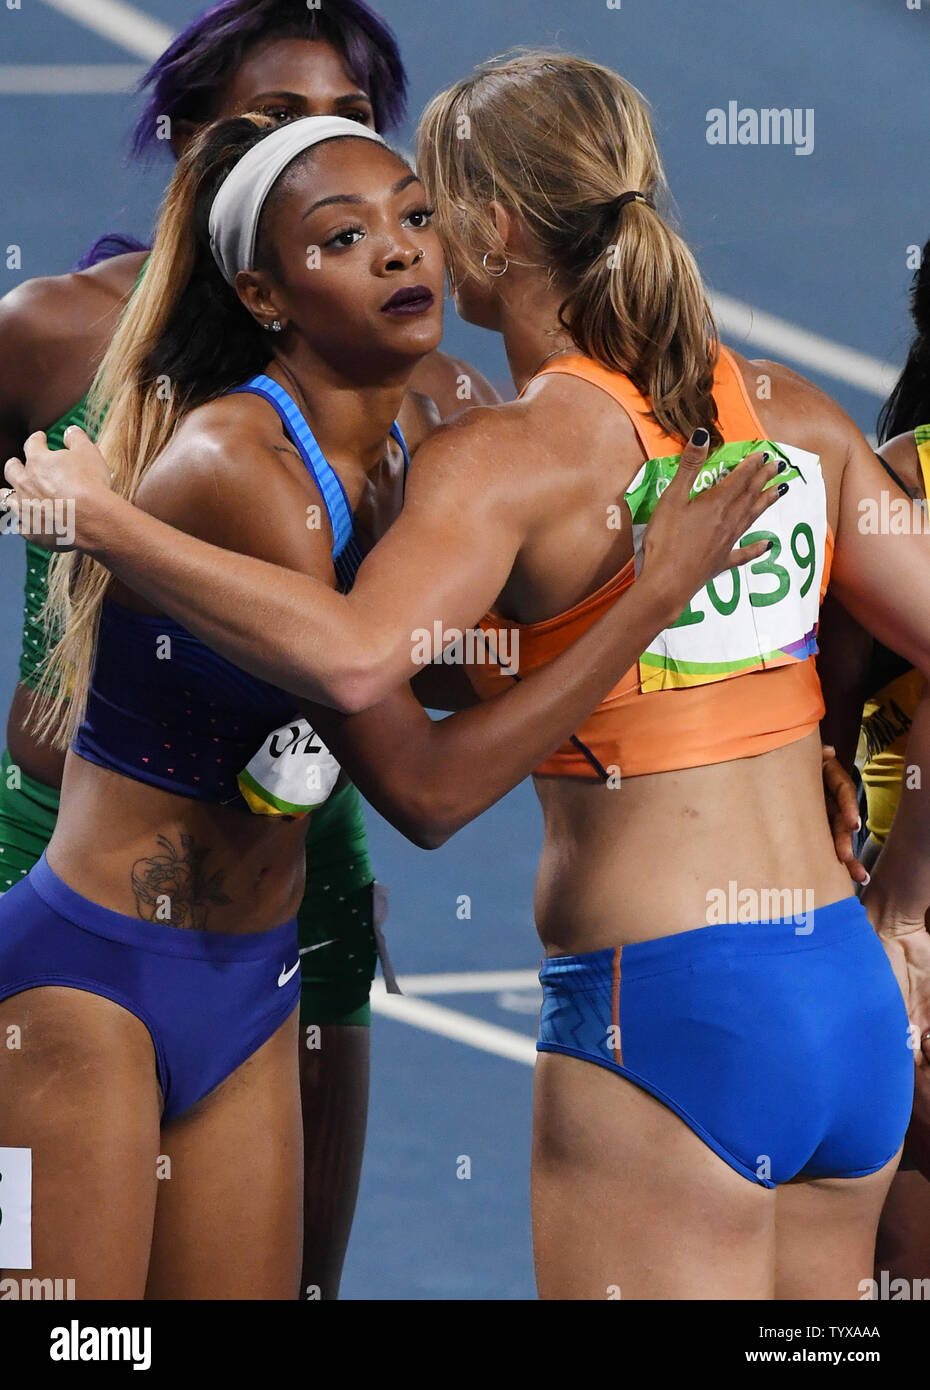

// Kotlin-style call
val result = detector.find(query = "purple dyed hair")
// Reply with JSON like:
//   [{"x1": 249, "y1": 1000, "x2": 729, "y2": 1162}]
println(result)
[
  {"x1": 131, "y1": 0, "x2": 408, "y2": 157},
  {"x1": 74, "y1": 233, "x2": 148, "y2": 270}
]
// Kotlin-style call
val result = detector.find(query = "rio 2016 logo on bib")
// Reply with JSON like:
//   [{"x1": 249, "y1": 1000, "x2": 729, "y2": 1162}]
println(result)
[{"x1": 625, "y1": 440, "x2": 827, "y2": 693}]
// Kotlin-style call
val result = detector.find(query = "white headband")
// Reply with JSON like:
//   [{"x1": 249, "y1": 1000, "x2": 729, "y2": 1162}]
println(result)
[{"x1": 208, "y1": 115, "x2": 387, "y2": 285}]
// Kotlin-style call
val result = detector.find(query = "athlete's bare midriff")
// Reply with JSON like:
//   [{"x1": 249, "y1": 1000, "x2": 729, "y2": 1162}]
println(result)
[
  {"x1": 47, "y1": 749, "x2": 310, "y2": 933},
  {"x1": 533, "y1": 730, "x2": 853, "y2": 956}
]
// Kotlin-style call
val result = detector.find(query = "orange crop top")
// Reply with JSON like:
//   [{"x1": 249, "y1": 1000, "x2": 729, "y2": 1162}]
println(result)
[{"x1": 469, "y1": 348, "x2": 835, "y2": 779}]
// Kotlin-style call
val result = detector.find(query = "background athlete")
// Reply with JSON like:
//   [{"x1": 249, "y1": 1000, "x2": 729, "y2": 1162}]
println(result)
[{"x1": 818, "y1": 233, "x2": 930, "y2": 1285}]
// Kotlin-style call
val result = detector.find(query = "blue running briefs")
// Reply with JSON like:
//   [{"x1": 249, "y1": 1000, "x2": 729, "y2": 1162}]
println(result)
[
  {"x1": 538, "y1": 896, "x2": 914, "y2": 1186},
  {"x1": 0, "y1": 853, "x2": 301, "y2": 1121}
]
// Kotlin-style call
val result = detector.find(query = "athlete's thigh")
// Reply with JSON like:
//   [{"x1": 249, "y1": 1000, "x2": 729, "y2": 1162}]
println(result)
[
  {"x1": 775, "y1": 1152, "x2": 902, "y2": 1300},
  {"x1": 0, "y1": 986, "x2": 161, "y2": 1299},
  {"x1": 299, "y1": 1023, "x2": 370, "y2": 1301},
  {"x1": 875, "y1": 1169, "x2": 930, "y2": 1282},
  {"x1": 145, "y1": 1006, "x2": 302, "y2": 1300},
  {"x1": 532, "y1": 1052, "x2": 775, "y2": 1300}
]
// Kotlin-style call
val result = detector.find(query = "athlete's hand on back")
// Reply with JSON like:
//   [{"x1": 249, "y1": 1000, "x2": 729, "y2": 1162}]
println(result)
[
  {"x1": 3, "y1": 425, "x2": 112, "y2": 551},
  {"x1": 639, "y1": 430, "x2": 783, "y2": 622},
  {"x1": 820, "y1": 744, "x2": 869, "y2": 886}
]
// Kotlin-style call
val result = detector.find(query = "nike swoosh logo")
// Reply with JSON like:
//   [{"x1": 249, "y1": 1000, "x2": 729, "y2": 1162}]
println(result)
[
  {"x1": 298, "y1": 939, "x2": 338, "y2": 955},
  {"x1": 277, "y1": 960, "x2": 301, "y2": 987}
]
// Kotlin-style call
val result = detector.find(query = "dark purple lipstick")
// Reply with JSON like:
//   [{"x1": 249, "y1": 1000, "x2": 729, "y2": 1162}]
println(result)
[{"x1": 381, "y1": 285, "x2": 435, "y2": 315}]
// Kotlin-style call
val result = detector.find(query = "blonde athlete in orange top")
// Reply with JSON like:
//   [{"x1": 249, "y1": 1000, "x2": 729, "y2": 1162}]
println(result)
[
  {"x1": 471, "y1": 348, "x2": 834, "y2": 775},
  {"x1": 9, "y1": 54, "x2": 930, "y2": 1299}
]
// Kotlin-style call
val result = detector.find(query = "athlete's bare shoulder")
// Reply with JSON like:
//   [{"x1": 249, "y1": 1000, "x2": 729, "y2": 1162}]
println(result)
[
  {"x1": 0, "y1": 252, "x2": 149, "y2": 441},
  {"x1": 139, "y1": 391, "x2": 292, "y2": 505},
  {"x1": 878, "y1": 430, "x2": 922, "y2": 496},
  {"x1": 0, "y1": 252, "x2": 147, "y2": 348},
  {"x1": 109, "y1": 391, "x2": 338, "y2": 618},
  {"x1": 407, "y1": 347, "x2": 501, "y2": 419},
  {"x1": 408, "y1": 394, "x2": 531, "y2": 474},
  {"x1": 396, "y1": 384, "x2": 608, "y2": 548},
  {"x1": 729, "y1": 349, "x2": 852, "y2": 438},
  {"x1": 729, "y1": 349, "x2": 863, "y2": 469}
]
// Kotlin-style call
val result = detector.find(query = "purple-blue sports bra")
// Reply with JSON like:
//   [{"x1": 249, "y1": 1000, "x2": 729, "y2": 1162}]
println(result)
[{"x1": 71, "y1": 373, "x2": 409, "y2": 804}]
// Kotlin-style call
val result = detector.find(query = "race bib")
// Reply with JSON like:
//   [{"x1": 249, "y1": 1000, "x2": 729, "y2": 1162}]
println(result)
[
  {"x1": 237, "y1": 718, "x2": 341, "y2": 818},
  {"x1": 625, "y1": 439, "x2": 826, "y2": 693},
  {"x1": 0, "y1": 1147, "x2": 32, "y2": 1269}
]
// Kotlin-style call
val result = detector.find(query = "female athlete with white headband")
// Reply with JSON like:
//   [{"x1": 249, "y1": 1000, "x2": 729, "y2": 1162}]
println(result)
[{"x1": 0, "y1": 113, "x2": 778, "y2": 1298}]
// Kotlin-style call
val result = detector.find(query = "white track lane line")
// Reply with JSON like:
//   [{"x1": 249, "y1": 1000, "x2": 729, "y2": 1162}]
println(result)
[
  {"x1": 369, "y1": 979, "x2": 537, "y2": 1065},
  {"x1": 38, "y1": 0, "x2": 172, "y2": 61},
  {"x1": 386, "y1": 969, "x2": 541, "y2": 996},
  {"x1": 0, "y1": 65, "x2": 145, "y2": 93},
  {"x1": 711, "y1": 290, "x2": 898, "y2": 400}
]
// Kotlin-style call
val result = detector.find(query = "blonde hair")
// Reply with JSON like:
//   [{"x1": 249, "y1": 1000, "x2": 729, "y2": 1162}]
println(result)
[
  {"x1": 33, "y1": 113, "x2": 281, "y2": 749},
  {"x1": 416, "y1": 50, "x2": 721, "y2": 447}
]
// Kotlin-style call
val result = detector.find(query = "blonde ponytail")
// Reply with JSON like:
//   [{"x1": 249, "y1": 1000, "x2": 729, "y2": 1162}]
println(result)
[{"x1": 417, "y1": 50, "x2": 722, "y2": 447}]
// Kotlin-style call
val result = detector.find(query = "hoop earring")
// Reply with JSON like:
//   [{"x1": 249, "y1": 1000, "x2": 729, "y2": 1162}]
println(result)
[{"x1": 482, "y1": 251, "x2": 509, "y2": 278}]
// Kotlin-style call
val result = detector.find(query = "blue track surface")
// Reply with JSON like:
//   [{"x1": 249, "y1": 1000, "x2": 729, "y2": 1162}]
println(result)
[{"x1": 0, "y1": 0, "x2": 927, "y2": 1299}]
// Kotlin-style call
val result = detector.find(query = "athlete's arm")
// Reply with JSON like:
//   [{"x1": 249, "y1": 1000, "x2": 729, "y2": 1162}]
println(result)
[
  {"x1": 117, "y1": 417, "x2": 777, "y2": 847},
  {"x1": 817, "y1": 594, "x2": 874, "y2": 774},
  {"x1": 819, "y1": 433, "x2": 925, "y2": 770},
  {"x1": 6, "y1": 415, "x2": 779, "y2": 713},
  {"x1": 7, "y1": 412, "x2": 532, "y2": 708},
  {"x1": 300, "y1": 582, "x2": 660, "y2": 848},
  {"x1": 743, "y1": 376, "x2": 930, "y2": 1065},
  {"x1": 821, "y1": 403, "x2": 930, "y2": 1059}
]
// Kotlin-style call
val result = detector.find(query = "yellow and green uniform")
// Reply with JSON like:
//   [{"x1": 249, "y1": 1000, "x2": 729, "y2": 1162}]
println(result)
[
  {"x1": 856, "y1": 425, "x2": 930, "y2": 844},
  {"x1": 0, "y1": 273, "x2": 380, "y2": 1026}
]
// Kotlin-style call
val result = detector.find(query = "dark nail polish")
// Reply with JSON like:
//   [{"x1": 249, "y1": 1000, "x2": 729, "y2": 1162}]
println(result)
[
  {"x1": 690, "y1": 428, "x2": 709, "y2": 447},
  {"x1": 777, "y1": 482, "x2": 789, "y2": 496},
  {"x1": 761, "y1": 451, "x2": 771, "y2": 464},
  {"x1": 777, "y1": 460, "x2": 788, "y2": 473},
  {"x1": 766, "y1": 540, "x2": 774, "y2": 551}
]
